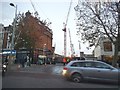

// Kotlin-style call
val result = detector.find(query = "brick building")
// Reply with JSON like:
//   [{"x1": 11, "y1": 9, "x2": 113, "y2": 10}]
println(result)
[
  {"x1": 0, "y1": 24, "x2": 10, "y2": 49},
  {"x1": 16, "y1": 11, "x2": 54, "y2": 63},
  {"x1": 0, "y1": 24, "x2": 4, "y2": 49},
  {"x1": 18, "y1": 11, "x2": 53, "y2": 50}
]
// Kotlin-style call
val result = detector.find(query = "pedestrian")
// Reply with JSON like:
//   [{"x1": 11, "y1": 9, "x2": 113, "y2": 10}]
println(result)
[
  {"x1": 21, "y1": 58, "x2": 25, "y2": 68},
  {"x1": 67, "y1": 58, "x2": 70, "y2": 63},
  {"x1": 29, "y1": 57, "x2": 32, "y2": 66},
  {"x1": 21, "y1": 55, "x2": 26, "y2": 68},
  {"x1": 44, "y1": 58, "x2": 47, "y2": 66},
  {"x1": 63, "y1": 58, "x2": 66, "y2": 65},
  {"x1": 52, "y1": 57, "x2": 56, "y2": 65},
  {"x1": 26, "y1": 55, "x2": 30, "y2": 67},
  {"x1": 5, "y1": 56, "x2": 8, "y2": 64}
]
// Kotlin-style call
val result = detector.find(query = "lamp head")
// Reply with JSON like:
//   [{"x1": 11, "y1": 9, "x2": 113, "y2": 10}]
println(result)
[{"x1": 10, "y1": 3, "x2": 15, "y2": 7}]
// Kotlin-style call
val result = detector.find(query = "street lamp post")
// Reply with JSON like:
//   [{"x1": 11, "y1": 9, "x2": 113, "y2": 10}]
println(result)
[
  {"x1": 9, "y1": 3, "x2": 17, "y2": 70},
  {"x1": 10, "y1": 3, "x2": 17, "y2": 50}
]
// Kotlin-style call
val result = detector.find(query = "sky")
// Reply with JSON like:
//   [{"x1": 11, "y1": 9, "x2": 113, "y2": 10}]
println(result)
[{"x1": 0, "y1": 0, "x2": 94, "y2": 56}]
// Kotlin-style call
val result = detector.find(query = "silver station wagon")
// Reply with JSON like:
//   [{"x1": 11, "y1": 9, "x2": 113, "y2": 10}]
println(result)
[{"x1": 62, "y1": 60, "x2": 120, "y2": 83}]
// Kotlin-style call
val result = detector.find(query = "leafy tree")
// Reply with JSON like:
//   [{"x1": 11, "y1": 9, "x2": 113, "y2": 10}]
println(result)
[
  {"x1": 74, "y1": 1, "x2": 120, "y2": 67},
  {"x1": 13, "y1": 12, "x2": 36, "y2": 50}
]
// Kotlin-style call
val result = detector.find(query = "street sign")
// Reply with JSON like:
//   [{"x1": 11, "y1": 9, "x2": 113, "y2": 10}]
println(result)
[{"x1": 2, "y1": 50, "x2": 16, "y2": 55}]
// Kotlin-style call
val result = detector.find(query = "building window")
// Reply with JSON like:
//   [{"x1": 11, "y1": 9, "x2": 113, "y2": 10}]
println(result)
[{"x1": 103, "y1": 41, "x2": 112, "y2": 51}]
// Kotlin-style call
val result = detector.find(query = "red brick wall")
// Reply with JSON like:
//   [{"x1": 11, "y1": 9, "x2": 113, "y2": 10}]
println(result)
[{"x1": 20, "y1": 12, "x2": 53, "y2": 51}]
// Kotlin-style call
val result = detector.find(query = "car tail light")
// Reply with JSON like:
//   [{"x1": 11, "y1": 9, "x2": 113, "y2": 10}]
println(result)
[
  {"x1": 62, "y1": 67, "x2": 68, "y2": 76},
  {"x1": 63, "y1": 67, "x2": 68, "y2": 70}
]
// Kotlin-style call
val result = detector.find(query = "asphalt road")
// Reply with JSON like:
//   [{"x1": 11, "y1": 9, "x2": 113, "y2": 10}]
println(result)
[{"x1": 2, "y1": 64, "x2": 120, "y2": 89}]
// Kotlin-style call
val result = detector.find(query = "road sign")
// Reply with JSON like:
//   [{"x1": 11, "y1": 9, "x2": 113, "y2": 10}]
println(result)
[{"x1": 2, "y1": 50, "x2": 16, "y2": 55}]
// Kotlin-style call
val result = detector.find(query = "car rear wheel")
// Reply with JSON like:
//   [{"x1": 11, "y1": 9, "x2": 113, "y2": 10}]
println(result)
[{"x1": 71, "y1": 73, "x2": 83, "y2": 83}]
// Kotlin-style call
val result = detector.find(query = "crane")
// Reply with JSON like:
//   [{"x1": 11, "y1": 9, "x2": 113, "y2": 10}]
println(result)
[
  {"x1": 29, "y1": 0, "x2": 51, "y2": 28},
  {"x1": 29, "y1": 0, "x2": 39, "y2": 18},
  {"x1": 62, "y1": 0, "x2": 72, "y2": 57},
  {"x1": 68, "y1": 28, "x2": 75, "y2": 57}
]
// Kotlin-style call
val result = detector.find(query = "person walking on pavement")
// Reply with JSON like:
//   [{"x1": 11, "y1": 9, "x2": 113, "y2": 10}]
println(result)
[
  {"x1": 21, "y1": 58, "x2": 25, "y2": 68},
  {"x1": 26, "y1": 55, "x2": 30, "y2": 67},
  {"x1": 29, "y1": 57, "x2": 32, "y2": 66},
  {"x1": 63, "y1": 58, "x2": 67, "y2": 66},
  {"x1": 21, "y1": 55, "x2": 26, "y2": 68},
  {"x1": 4, "y1": 55, "x2": 8, "y2": 65},
  {"x1": 67, "y1": 58, "x2": 70, "y2": 64},
  {"x1": 43, "y1": 57, "x2": 46, "y2": 66}
]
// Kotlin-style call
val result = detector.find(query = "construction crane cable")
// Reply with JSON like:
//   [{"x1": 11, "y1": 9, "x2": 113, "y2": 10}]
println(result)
[
  {"x1": 65, "y1": 0, "x2": 72, "y2": 26},
  {"x1": 30, "y1": 0, "x2": 36, "y2": 12},
  {"x1": 29, "y1": 0, "x2": 51, "y2": 27},
  {"x1": 29, "y1": 0, "x2": 38, "y2": 17}
]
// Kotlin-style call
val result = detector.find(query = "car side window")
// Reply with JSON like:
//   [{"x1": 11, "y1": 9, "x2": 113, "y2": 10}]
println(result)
[
  {"x1": 82, "y1": 62, "x2": 94, "y2": 67},
  {"x1": 94, "y1": 62, "x2": 111, "y2": 69},
  {"x1": 71, "y1": 62, "x2": 79, "y2": 67}
]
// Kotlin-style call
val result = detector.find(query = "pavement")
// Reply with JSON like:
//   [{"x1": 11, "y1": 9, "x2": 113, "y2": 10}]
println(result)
[{"x1": 7, "y1": 63, "x2": 64, "y2": 75}]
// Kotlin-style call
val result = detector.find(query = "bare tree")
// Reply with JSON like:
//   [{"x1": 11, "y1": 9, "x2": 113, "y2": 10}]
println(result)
[{"x1": 74, "y1": 0, "x2": 120, "y2": 67}]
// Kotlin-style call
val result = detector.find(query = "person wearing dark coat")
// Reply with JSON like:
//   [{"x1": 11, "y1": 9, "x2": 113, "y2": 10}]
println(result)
[{"x1": 21, "y1": 56, "x2": 26, "y2": 68}]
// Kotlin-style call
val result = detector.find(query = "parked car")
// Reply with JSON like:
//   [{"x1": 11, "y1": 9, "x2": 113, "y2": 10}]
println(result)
[{"x1": 62, "y1": 60, "x2": 120, "y2": 83}]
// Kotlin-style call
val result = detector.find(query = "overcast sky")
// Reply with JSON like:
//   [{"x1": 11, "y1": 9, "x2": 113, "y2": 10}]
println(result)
[{"x1": 0, "y1": 0, "x2": 94, "y2": 56}]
